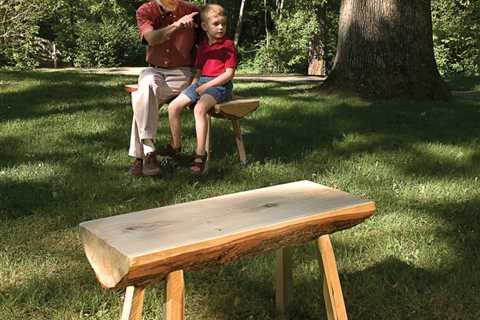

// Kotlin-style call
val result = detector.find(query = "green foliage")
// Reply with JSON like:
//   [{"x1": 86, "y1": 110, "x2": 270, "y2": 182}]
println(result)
[
  {"x1": 2, "y1": 0, "x2": 478, "y2": 76},
  {"x1": 190, "y1": 0, "x2": 204, "y2": 6},
  {"x1": 432, "y1": 0, "x2": 480, "y2": 76},
  {"x1": 233, "y1": 0, "x2": 338, "y2": 74},
  {"x1": 0, "y1": 0, "x2": 52, "y2": 68},
  {"x1": 73, "y1": 18, "x2": 142, "y2": 67},
  {"x1": 69, "y1": 0, "x2": 144, "y2": 67},
  {"x1": 0, "y1": 0, "x2": 144, "y2": 68},
  {"x1": 3, "y1": 29, "x2": 41, "y2": 70},
  {"x1": 253, "y1": 11, "x2": 319, "y2": 73}
]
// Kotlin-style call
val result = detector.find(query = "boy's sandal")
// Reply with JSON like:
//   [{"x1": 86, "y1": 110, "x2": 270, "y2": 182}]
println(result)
[
  {"x1": 190, "y1": 153, "x2": 208, "y2": 175},
  {"x1": 156, "y1": 144, "x2": 181, "y2": 160}
]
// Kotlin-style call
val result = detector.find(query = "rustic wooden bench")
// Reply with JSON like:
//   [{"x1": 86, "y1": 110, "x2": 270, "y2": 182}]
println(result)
[
  {"x1": 125, "y1": 84, "x2": 259, "y2": 167},
  {"x1": 79, "y1": 180, "x2": 375, "y2": 319}
]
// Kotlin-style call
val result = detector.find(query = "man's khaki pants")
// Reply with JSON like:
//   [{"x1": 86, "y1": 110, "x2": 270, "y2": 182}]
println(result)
[{"x1": 129, "y1": 67, "x2": 194, "y2": 159}]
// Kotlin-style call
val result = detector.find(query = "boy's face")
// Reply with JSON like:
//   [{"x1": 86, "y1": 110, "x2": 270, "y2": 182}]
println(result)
[{"x1": 202, "y1": 15, "x2": 227, "y2": 41}]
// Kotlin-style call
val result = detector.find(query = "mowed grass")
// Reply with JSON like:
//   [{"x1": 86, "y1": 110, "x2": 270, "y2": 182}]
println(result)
[{"x1": 1, "y1": 70, "x2": 479, "y2": 320}]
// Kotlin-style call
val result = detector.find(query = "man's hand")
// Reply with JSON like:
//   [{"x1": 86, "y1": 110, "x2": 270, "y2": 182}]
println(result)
[
  {"x1": 195, "y1": 83, "x2": 208, "y2": 94},
  {"x1": 144, "y1": 11, "x2": 198, "y2": 45},
  {"x1": 174, "y1": 12, "x2": 198, "y2": 29}
]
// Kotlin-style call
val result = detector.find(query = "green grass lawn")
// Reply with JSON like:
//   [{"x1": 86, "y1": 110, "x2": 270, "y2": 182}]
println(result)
[{"x1": 1, "y1": 70, "x2": 479, "y2": 319}]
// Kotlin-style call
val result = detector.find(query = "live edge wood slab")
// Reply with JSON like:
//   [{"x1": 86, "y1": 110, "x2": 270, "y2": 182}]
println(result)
[{"x1": 80, "y1": 180, "x2": 375, "y2": 319}]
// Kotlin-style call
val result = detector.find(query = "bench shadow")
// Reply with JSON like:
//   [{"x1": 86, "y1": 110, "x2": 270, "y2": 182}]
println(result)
[
  {"x1": 191, "y1": 252, "x2": 477, "y2": 319},
  {"x1": 292, "y1": 256, "x2": 440, "y2": 320}
]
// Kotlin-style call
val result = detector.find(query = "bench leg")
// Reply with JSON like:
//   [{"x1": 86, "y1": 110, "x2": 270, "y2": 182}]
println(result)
[
  {"x1": 121, "y1": 285, "x2": 145, "y2": 320},
  {"x1": 164, "y1": 270, "x2": 185, "y2": 320},
  {"x1": 231, "y1": 119, "x2": 247, "y2": 165},
  {"x1": 205, "y1": 115, "x2": 211, "y2": 172},
  {"x1": 275, "y1": 247, "x2": 293, "y2": 319},
  {"x1": 316, "y1": 235, "x2": 348, "y2": 320}
]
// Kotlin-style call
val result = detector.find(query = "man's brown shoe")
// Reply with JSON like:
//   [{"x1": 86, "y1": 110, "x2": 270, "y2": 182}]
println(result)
[
  {"x1": 128, "y1": 159, "x2": 143, "y2": 177},
  {"x1": 142, "y1": 152, "x2": 161, "y2": 176}
]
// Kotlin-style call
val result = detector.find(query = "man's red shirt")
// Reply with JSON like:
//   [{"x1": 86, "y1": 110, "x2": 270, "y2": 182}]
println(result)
[
  {"x1": 136, "y1": 0, "x2": 199, "y2": 68},
  {"x1": 195, "y1": 36, "x2": 237, "y2": 77}
]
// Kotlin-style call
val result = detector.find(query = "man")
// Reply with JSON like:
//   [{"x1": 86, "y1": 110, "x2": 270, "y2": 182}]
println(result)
[{"x1": 129, "y1": 0, "x2": 200, "y2": 177}]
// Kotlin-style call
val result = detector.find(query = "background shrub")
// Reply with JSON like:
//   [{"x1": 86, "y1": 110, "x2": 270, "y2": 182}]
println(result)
[
  {"x1": 432, "y1": 0, "x2": 480, "y2": 76},
  {"x1": 73, "y1": 18, "x2": 143, "y2": 67},
  {"x1": 253, "y1": 11, "x2": 319, "y2": 73}
]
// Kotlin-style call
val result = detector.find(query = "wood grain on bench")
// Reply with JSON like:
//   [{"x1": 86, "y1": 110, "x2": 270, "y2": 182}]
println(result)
[{"x1": 80, "y1": 180, "x2": 375, "y2": 289}]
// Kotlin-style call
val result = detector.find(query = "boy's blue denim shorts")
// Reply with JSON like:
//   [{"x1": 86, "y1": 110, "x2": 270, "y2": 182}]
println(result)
[{"x1": 181, "y1": 76, "x2": 233, "y2": 104}]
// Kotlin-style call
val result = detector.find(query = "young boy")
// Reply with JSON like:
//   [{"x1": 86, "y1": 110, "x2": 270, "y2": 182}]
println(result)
[{"x1": 165, "y1": 4, "x2": 236, "y2": 174}]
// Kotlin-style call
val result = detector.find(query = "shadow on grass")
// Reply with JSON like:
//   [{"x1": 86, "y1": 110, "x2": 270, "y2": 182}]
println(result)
[
  {"x1": 1, "y1": 71, "x2": 480, "y2": 319},
  {"x1": 445, "y1": 75, "x2": 480, "y2": 91},
  {"x1": 185, "y1": 252, "x2": 479, "y2": 319},
  {"x1": 289, "y1": 256, "x2": 436, "y2": 320},
  {"x1": 244, "y1": 99, "x2": 480, "y2": 164},
  {"x1": 0, "y1": 71, "x2": 135, "y2": 123},
  {"x1": 0, "y1": 263, "x2": 122, "y2": 319},
  {"x1": 0, "y1": 180, "x2": 56, "y2": 219},
  {"x1": 1, "y1": 72, "x2": 479, "y2": 225}
]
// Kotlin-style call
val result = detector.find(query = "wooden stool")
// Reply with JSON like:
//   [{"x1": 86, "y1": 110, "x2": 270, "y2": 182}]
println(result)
[
  {"x1": 125, "y1": 84, "x2": 259, "y2": 167},
  {"x1": 80, "y1": 180, "x2": 375, "y2": 319}
]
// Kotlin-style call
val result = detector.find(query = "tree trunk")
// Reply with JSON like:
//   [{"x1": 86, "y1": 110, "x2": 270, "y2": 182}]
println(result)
[
  {"x1": 234, "y1": 0, "x2": 246, "y2": 46},
  {"x1": 324, "y1": 0, "x2": 449, "y2": 100},
  {"x1": 308, "y1": 3, "x2": 328, "y2": 76},
  {"x1": 264, "y1": 0, "x2": 271, "y2": 48},
  {"x1": 276, "y1": 0, "x2": 285, "y2": 20}
]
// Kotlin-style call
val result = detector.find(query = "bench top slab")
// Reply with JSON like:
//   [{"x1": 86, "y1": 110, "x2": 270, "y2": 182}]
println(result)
[{"x1": 80, "y1": 180, "x2": 375, "y2": 288}]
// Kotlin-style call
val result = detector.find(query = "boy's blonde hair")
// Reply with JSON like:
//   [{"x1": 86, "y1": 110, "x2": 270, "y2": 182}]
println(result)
[{"x1": 201, "y1": 4, "x2": 225, "y2": 22}]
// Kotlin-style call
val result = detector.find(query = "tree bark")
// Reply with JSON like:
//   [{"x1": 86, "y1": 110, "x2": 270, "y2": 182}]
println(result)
[
  {"x1": 308, "y1": 2, "x2": 328, "y2": 76},
  {"x1": 234, "y1": 0, "x2": 246, "y2": 46},
  {"x1": 276, "y1": 0, "x2": 285, "y2": 20},
  {"x1": 264, "y1": 0, "x2": 271, "y2": 48},
  {"x1": 324, "y1": 0, "x2": 449, "y2": 100}
]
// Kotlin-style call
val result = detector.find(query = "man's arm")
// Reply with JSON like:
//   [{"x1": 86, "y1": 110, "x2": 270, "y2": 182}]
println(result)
[
  {"x1": 195, "y1": 68, "x2": 235, "y2": 94},
  {"x1": 191, "y1": 69, "x2": 202, "y2": 84},
  {"x1": 143, "y1": 12, "x2": 198, "y2": 46}
]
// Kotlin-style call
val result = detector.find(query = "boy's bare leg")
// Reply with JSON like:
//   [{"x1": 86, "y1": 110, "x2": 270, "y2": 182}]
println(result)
[
  {"x1": 193, "y1": 94, "x2": 217, "y2": 155},
  {"x1": 168, "y1": 94, "x2": 192, "y2": 149}
]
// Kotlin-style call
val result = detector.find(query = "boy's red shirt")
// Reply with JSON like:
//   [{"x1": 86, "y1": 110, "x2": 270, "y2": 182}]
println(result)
[{"x1": 195, "y1": 36, "x2": 237, "y2": 77}]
